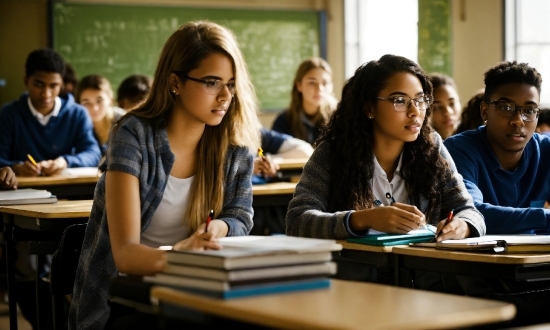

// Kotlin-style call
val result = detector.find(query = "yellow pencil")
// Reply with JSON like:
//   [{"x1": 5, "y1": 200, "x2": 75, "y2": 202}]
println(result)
[
  {"x1": 258, "y1": 147, "x2": 264, "y2": 158},
  {"x1": 26, "y1": 154, "x2": 38, "y2": 166}
]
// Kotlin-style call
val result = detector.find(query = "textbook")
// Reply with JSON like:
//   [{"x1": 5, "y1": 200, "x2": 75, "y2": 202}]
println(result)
[
  {"x1": 0, "y1": 189, "x2": 58, "y2": 206},
  {"x1": 434, "y1": 235, "x2": 550, "y2": 253},
  {"x1": 163, "y1": 261, "x2": 337, "y2": 282},
  {"x1": 347, "y1": 225, "x2": 436, "y2": 246},
  {"x1": 144, "y1": 275, "x2": 331, "y2": 299},
  {"x1": 165, "y1": 235, "x2": 341, "y2": 270}
]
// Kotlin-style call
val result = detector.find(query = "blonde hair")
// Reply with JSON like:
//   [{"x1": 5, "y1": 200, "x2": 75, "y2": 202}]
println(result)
[
  {"x1": 287, "y1": 57, "x2": 334, "y2": 142},
  {"x1": 124, "y1": 21, "x2": 260, "y2": 233},
  {"x1": 76, "y1": 74, "x2": 115, "y2": 145}
]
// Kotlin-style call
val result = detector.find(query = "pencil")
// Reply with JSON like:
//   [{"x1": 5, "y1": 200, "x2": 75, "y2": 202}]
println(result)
[
  {"x1": 258, "y1": 147, "x2": 264, "y2": 158},
  {"x1": 27, "y1": 154, "x2": 38, "y2": 166},
  {"x1": 436, "y1": 209, "x2": 454, "y2": 238},
  {"x1": 205, "y1": 209, "x2": 214, "y2": 231}
]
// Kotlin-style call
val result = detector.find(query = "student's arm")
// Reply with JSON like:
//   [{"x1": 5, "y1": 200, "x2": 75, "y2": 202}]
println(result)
[
  {"x1": 62, "y1": 108, "x2": 102, "y2": 168},
  {"x1": 217, "y1": 146, "x2": 255, "y2": 236},
  {"x1": 445, "y1": 137, "x2": 550, "y2": 234},
  {"x1": 275, "y1": 138, "x2": 314, "y2": 158},
  {"x1": 0, "y1": 167, "x2": 17, "y2": 189}
]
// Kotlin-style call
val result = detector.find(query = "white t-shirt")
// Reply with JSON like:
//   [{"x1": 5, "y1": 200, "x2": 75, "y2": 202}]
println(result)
[
  {"x1": 27, "y1": 96, "x2": 61, "y2": 126},
  {"x1": 371, "y1": 152, "x2": 409, "y2": 206},
  {"x1": 140, "y1": 175, "x2": 194, "y2": 248}
]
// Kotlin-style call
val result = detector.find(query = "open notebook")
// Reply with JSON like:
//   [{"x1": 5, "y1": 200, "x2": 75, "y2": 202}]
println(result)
[{"x1": 0, "y1": 189, "x2": 57, "y2": 205}]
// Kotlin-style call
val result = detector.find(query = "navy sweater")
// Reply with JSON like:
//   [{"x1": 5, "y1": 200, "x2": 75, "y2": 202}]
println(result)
[
  {"x1": 444, "y1": 126, "x2": 550, "y2": 234},
  {"x1": 0, "y1": 93, "x2": 101, "y2": 168}
]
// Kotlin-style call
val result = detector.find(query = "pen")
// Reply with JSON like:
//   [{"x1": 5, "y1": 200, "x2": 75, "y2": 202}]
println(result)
[
  {"x1": 205, "y1": 209, "x2": 214, "y2": 231},
  {"x1": 437, "y1": 209, "x2": 454, "y2": 238}
]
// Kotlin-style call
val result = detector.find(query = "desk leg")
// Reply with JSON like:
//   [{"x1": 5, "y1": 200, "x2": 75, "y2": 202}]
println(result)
[{"x1": 3, "y1": 214, "x2": 18, "y2": 330}]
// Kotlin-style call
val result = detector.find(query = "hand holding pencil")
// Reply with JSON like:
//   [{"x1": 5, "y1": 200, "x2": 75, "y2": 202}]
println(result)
[
  {"x1": 253, "y1": 147, "x2": 279, "y2": 178},
  {"x1": 435, "y1": 209, "x2": 471, "y2": 242}
]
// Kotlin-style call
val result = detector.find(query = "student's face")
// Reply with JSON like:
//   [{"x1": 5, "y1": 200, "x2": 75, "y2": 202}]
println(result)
[
  {"x1": 481, "y1": 83, "x2": 539, "y2": 155},
  {"x1": 173, "y1": 52, "x2": 234, "y2": 127},
  {"x1": 296, "y1": 68, "x2": 333, "y2": 116},
  {"x1": 431, "y1": 85, "x2": 460, "y2": 139},
  {"x1": 79, "y1": 89, "x2": 111, "y2": 123},
  {"x1": 24, "y1": 71, "x2": 64, "y2": 114},
  {"x1": 371, "y1": 72, "x2": 427, "y2": 144}
]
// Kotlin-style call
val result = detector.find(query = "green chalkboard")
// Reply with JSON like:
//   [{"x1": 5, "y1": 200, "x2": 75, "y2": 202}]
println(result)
[
  {"x1": 52, "y1": 2, "x2": 322, "y2": 110},
  {"x1": 418, "y1": 0, "x2": 452, "y2": 76}
]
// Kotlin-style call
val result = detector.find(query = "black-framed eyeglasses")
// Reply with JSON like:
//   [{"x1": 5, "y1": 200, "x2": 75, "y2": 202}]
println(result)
[
  {"x1": 377, "y1": 95, "x2": 432, "y2": 112},
  {"x1": 185, "y1": 76, "x2": 236, "y2": 95},
  {"x1": 489, "y1": 100, "x2": 540, "y2": 122}
]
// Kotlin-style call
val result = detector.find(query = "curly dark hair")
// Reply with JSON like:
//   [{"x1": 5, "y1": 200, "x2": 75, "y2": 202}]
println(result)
[
  {"x1": 484, "y1": 61, "x2": 542, "y2": 101},
  {"x1": 455, "y1": 90, "x2": 485, "y2": 134},
  {"x1": 318, "y1": 54, "x2": 454, "y2": 219},
  {"x1": 25, "y1": 48, "x2": 66, "y2": 77}
]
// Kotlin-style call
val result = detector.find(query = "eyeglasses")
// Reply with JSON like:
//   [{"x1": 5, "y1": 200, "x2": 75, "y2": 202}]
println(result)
[
  {"x1": 489, "y1": 100, "x2": 540, "y2": 122},
  {"x1": 185, "y1": 76, "x2": 236, "y2": 95},
  {"x1": 376, "y1": 95, "x2": 432, "y2": 111}
]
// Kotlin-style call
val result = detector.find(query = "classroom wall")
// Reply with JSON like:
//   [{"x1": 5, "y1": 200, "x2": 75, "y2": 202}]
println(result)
[
  {"x1": 452, "y1": 0, "x2": 503, "y2": 106},
  {"x1": 0, "y1": 0, "x2": 501, "y2": 127}
]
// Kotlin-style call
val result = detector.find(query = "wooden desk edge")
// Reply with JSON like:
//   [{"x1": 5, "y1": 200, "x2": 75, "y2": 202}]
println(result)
[
  {"x1": 393, "y1": 246, "x2": 550, "y2": 264},
  {"x1": 0, "y1": 200, "x2": 93, "y2": 218},
  {"x1": 337, "y1": 240, "x2": 395, "y2": 253}
]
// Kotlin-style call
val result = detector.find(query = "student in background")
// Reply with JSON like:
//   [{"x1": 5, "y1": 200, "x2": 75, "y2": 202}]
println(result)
[
  {"x1": 0, "y1": 167, "x2": 17, "y2": 189},
  {"x1": 69, "y1": 21, "x2": 259, "y2": 330},
  {"x1": 272, "y1": 57, "x2": 336, "y2": 145},
  {"x1": 444, "y1": 61, "x2": 550, "y2": 326},
  {"x1": 428, "y1": 73, "x2": 461, "y2": 139},
  {"x1": 286, "y1": 55, "x2": 485, "y2": 282},
  {"x1": 76, "y1": 74, "x2": 127, "y2": 155},
  {"x1": 0, "y1": 48, "x2": 101, "y2": 176},
  {"x1": 536, "y1": 108, "x2": 550, "y2": 135},
  {"x1": 117, "y1": 74, "x2": 152, "y2": 110},
  {"x1": 60, "y1": 63, "x2": 79, "y2": 97},
  {"x1": 455, "y1": 90, "x2": 485, "y2": 134}
]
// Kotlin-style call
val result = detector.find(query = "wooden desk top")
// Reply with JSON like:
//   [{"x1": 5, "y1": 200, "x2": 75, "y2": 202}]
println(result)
[
  {"x1": 0, "y1": 200, "x2": 93, "y2": 219},
  {"x1": 252, "y1": 182, "x2": 296, "y2": 196},
  {"x1": 274, "y1": 158, "x2": 308, "y2": 170},
  {"x1": 17, "y1": 167, "x2": 100, "y2": 187},
  {"x1": 393, "y1": 246, "x2": 550, "y2": 265},
  {"x1": 337, "y1": 240, "x2": 395, "y2": 253},
  {"x1": 151, "y1": 279, "x2": 515, "y2": 330}
]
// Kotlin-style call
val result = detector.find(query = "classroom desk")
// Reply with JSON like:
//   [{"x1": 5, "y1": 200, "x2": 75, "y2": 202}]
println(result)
[
  {"x1": 252, "y1": 182, "x2": 296, "y2": 208},
  {"x1": 393, "y1": 246, "x2": 550, "y2": 283},
  {"x1": 1, "y1": 200, "x2": 92, "y2": 330},
  {"x1": 151, "y1": 279, "x2": 516, "y2": 329},
  {"x1": 17, "y1": 168, "x2": 100, "y2": 200},
  {"x1": 273, "y1": 157, "x2": 308, "y2": 182},
  {"x1": 333, "y1": 240, "x2": 398, "y2": 279}
]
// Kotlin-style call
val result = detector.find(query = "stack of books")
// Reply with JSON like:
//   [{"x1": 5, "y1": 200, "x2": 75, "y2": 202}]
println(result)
[
  {"x1": 0, "y1": 188, "x2": 58, "y2": 206},
  {"x1": 145, "y1": 235, "x2": 342, "y2": 299}
]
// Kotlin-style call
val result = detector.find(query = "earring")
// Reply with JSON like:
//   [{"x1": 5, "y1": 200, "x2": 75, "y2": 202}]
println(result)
[{"x1": 368, "y1": 114, "x2": 374, "y2": 119}]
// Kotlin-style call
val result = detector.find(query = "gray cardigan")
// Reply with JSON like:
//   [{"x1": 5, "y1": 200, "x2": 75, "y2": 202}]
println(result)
[
  {"x1": 69, "y1": 115, "x2": 254, "y2": 330},
  {"x1": 286, "y1": 133, "x2": 486, "y2": 239}
]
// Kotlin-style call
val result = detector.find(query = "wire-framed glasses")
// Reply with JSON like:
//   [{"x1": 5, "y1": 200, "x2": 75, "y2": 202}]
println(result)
[
  {"x1": 489, "y1": 100, "x2": 540, "y2": 122},
  {"x1": 185, "y1": 75, "x2": 236, "y2": 95},
  {"x1": 377, "y1": 95, "x2": 432, "y2": 111}
]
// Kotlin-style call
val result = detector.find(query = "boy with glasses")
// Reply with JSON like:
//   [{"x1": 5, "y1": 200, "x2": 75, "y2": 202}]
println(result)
[{"x1": 444, "y1": 61, "x2": 550, "y2": 326}]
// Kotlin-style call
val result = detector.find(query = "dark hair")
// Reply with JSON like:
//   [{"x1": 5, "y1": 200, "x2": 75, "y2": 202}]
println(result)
[
  {"x1": 484, "y1": 61, "x2": 542, "y2": 102},
  {"x1": 318, "y1": 54, "x2": 453, "y2": 220},
  {"x1": 117, "y1": 74, "x2": 152, "y2": 107},
  {"x1": 428, "y1": 73, "x2": 457, "y2": 90},
  {"x1": 63, "y1": 63, "x2": 78, "y2": 86},
  {"x1": 25, "y1": 48, "x2": 65, "y2": 77},
  {"x1": 538, "y1": 108, "x2": 550, "y2": 128},
  {"x1": 455, "y1": 91, "x2": 485, "y2": 134}
]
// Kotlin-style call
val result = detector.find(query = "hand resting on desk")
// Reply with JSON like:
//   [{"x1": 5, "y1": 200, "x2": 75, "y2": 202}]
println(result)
[{"x1": 350, "y1": 202, "x2": 427, "y2": 234}]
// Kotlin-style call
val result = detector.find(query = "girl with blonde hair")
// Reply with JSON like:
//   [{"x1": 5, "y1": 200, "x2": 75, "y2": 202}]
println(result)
[
  {"x1": 76, "y1": 74, "x2": 127, "y2": 155},
  {"x1": 69, "y1": 21, "x2": 260, "y2": 329},
  {"x1": 272, "y1": 57, "x2": 336, "y2": 145}
]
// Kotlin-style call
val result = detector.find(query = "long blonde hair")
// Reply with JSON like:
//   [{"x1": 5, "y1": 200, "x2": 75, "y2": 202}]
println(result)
[
  {"x1": 125, "y1": 21, "x2": 259, "y2": 233},
  {"x1": 75, "y1": 74, "x2": 115, "y2": 144},
  {"x1": 287, "y1": 57, "x2": 334, "y2": 142}
]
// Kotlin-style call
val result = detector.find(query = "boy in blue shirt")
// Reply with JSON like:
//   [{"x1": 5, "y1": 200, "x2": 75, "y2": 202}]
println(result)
[
  {"x1": 445, "y1": 61, "x2": 550, "y2": 326},
  {"x1": 445, "y1": 61, "x2": 550, "y2": 234},
  {"x1": 0, "y1": 48, "x2": 101, "y2": 176}
]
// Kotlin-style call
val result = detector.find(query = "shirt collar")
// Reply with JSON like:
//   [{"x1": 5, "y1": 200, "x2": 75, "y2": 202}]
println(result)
[
  {"x1": 373, "y1": 151, "x2": 403, "y2": 181},
  {"x1": 27, "y1": 96, "x2": 61, "y2": 125}
]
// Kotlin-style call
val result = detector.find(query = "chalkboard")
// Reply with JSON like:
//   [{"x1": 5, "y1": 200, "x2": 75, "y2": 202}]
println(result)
[
  {"x1": 52, "y1": 2, "x2": 323, "y2": 110},
  {"x1": 418, "y1": 0, "x2": 452, "y2": 75}
]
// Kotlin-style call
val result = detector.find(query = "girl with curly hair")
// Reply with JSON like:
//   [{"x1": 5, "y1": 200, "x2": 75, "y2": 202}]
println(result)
[{"x1": 286, "y1": 54, "x2": 485, "y2": 244}]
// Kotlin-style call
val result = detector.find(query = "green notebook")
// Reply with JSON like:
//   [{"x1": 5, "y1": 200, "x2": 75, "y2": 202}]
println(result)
[{"x1": 347, "y1": 233, "x2": 435, "y2": 246}]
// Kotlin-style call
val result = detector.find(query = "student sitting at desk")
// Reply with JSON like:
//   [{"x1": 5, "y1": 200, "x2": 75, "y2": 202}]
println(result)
[
  {"x1": 69, "y1": 21, "x2": 259, "y2": 330},
  {"x1": 0, "y1": 167, "x2": 17, "y2": 189},
  {"x1": 76, "y1": 74, "x2": 127, "y2": 155},
  {"x1": 117, "y1": 74, "x2": 152, "y2": 111},
  {"x1": 272, "y1": 57, "x2": 337, "y2": 145},
  {"x1": 0, "y1": 48, "x2": 101, "y2": 176},
  {"x1": 444, "y1": 61, "x2": 550, "y2": 326},
  {"x1": 286, "y1": 55, "x2": 485, "y2": 282},
  {"x1": 428, "y1": 73, "x2": 461, "y2": 139}
]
